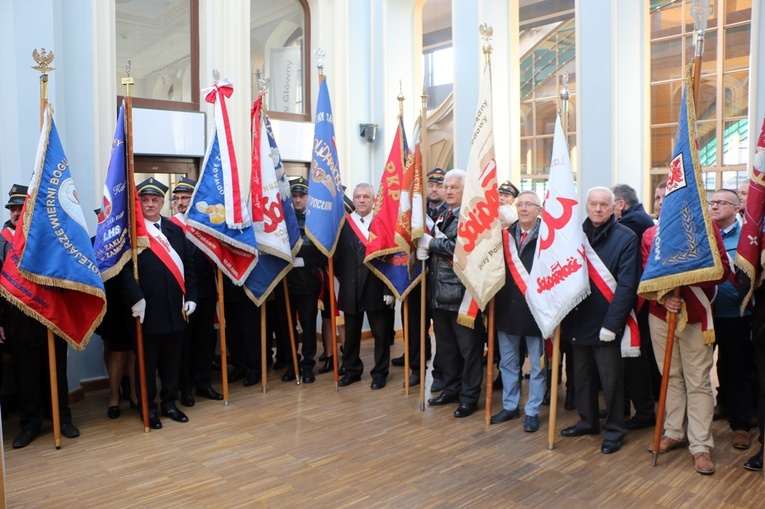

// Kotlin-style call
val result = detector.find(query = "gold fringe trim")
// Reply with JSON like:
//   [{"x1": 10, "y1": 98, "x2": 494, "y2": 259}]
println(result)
[
  {"x1": 363, "y1": 257, "x2": 423, "y2": 301},
  {"x1": 734, "y1": 252, "x2": 758, "y2": 315},
  {"x1": 453, "y1": 263, "x2": 505, "y2": 312},
  {"x1": 242, "y1": 262, "x2": 292, "y2": 307},
  {"x1": 702, "y1": 328, "x2": 715, "y2": 346},
  {"x1": 456, "y1": 313, "x2": 475, "y2": 328},
  {"x1": 306, "y1": 215, "x2": 346, "y2": 258}
]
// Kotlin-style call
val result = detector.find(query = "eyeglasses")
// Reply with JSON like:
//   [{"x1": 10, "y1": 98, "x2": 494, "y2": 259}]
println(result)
[
  {"x1": 516, "y1": 201, "x2": 540, "y2": 209},
  {"x1": 707, "y1": 200, "x2": 737, "y2": 207}
]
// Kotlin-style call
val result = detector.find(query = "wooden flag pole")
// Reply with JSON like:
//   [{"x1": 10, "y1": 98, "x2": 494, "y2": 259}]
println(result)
[
  {"x1": 652, "y1": 0, "x2": 709, "y2": 466},
  {"x1": 485, "y1": 299, "x2": 496, "y2": 426},
  {"x1": 419, "y1": 87, "x2": 429, "y2": 411},
  {"x1": 547, "y1": 326, "x2": 562, "y2": 449},
  {"x1": 33, "y1": 49, "x2": 63, "y2": 449},
  {"x1": 403, "y1": 299, "x2": 410, "y2": 396},
  {"x1": 122, "y1": 61, "x2": 150, "y2": 433},
  {"x1": 282, "y1": 279, "x2": 301, "y2": 385},
  {"x1": 217, "y1": 268, "x2": 230, "y2": 405}
]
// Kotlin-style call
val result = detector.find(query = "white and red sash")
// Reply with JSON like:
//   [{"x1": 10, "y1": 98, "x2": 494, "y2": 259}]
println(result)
[
  {"x1": 168, "y1": 213, "x2": 187, "y2": 232},
  {"x1": 146, "y1": 219, "x2": 185, "y2": 295},
  {"x1": 503, "y1": 229, "x2": 529, "y2": 296},
  {"x1": 347, "y1": 213, "x2": 370, "y2": 246},
  {"x1": 583, "y1": 240, "x2": 640, "y2": 358},
  {"x1": 1, "y1": 227, "x2": 13, "y2": 244}
]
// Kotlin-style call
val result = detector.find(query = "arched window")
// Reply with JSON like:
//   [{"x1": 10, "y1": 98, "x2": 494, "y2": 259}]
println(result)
[{"x1": 251, "y1": 0, "x2": 311, "y2": 121}]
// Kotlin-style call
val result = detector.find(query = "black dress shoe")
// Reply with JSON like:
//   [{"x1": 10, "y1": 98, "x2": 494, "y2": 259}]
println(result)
[
  {"x1": 61, "y1": 423, "x2": 80, "y2": 438},
  {"x1": 601, "y1": 439, "x2": 622, "y2": 454},
  {"x1": 162, "y1": 407, "x2": 189, "y2": 423},
  {"x1": 12, "y1": 429, "x2": 39, "y2": 449},
  {"x1": 339, "y1": 366, "x2": 347, "y2": 376},
  {"x1": 428, "y1": 392, "x2": 459, "y2": 406},
  {"x1": 454, "y1": 402, "x2": 477, "y2": 418},
  {"x1": 196, "y1": 386, "x2": 224, "y2": 400},
  {"x1": 625, "y1": 415, "x2": 655, "y2": 430},
  {"x1": 281, "y1": 367, "x2": 297, "y2": 382},
  {"x1": 744, "y1": 446, "x2": 764, "y2": 471},
  {"x1": 391, "y1": 355, "x2": 405, "y2": 367},
  {"x1": 338, "y1": 374, "x2": 361, "y2": 387},
  {"x1": 371, "y1": 377, "x2": 387, "y2": 390},
  {"x1": 405, "y1": 373, "x2": 420, "y2": 387},
  {"x1": 107, "y1": 406, "x2": 120, "y2": 419},
  {"x1": 564, "y1": 392, "x2": 576, "y2": 411},
  {"x1": 561, "y1": 425, "x2": 598, "y2": 437},
  {"x1": 243, "y1": 371, "x2": 261, "y2": 387},
  {"x1": 149, "y1": 413, "x2": 162, "y2": 429},
  {"x1": 490, "y1": 408, "x2": 520, "y2": 424},
  {"x1": 303, "y1": 369, "x2": 316, "y2": 384},
  {"x1": 318, "y1": 357, "x2": 334, "y2": 374},
  {"x1": 180, "y1": 392, "x2": 195, "y2": 407},
  {"x1": 229, "y1": 367, "x2": 248, "y2": 382}
]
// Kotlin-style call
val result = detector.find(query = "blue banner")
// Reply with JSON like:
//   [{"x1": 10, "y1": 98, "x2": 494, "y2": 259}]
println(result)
[
  {"x1": 639, "y1": 65, "x2": 724, "y2": 297},
  {"x1": 187, "y1": 129, "x2": 259, "y2": 284},
  {"x1": 305, "y1": 78, "x2": 345, "y2": 257},
  {"x1": 94, "y1": 103, "x2": 131, "y2": 281}
]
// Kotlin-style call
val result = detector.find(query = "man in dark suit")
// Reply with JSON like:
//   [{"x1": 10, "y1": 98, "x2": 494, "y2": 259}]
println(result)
[
  {"x1": 122, "y1": 178, "x2": 198, "y2": 429},
  {"x1": 612, "y1": 183, "x2": 658, "y2": 429},
  {"x1": 561, "y1": 187, "x2": 639, "y2": 454},
  {"x1": 335, "y1": 183, "x2": 394, "y2": 389},
  {"x1": 418, "y1": 169, "x2": 485, "y2": 418}
]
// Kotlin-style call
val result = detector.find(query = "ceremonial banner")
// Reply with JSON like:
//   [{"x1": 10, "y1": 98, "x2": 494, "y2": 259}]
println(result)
[
  {"x1": 0, "y1": 104, "x2": 106, "y2": 349},
  {"x1": 526, "y1": 115, "x2": 590, "y2": 338},
  {"x1": 453, "y1": 60, "x2": 505, "y2": 310},
  {"x1": 93, "y1": 101, "x2": 149, "y2": 281},
  {"x1": 638, "y1": 65, "x2": 724, "y2": 303},
  {"x1": 364, "y1": 116, "x2": 422, "y2": 300},
  {"x1": 244, "y1": 97, "x2": 302, "y2": 305},
  {"x1": 305, "y1": 78, "x2": 345, "y2": 257},
  {"x1": 735, "y1": 116, "x2": 765, "y2": 312},
  {"x1": 187, "y1": 80, "x2": 259, "y2": 284}
]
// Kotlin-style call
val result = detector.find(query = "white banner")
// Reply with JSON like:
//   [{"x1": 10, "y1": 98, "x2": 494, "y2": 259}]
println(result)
[{"x1": 269, "y1": 46, "x2": 302, "y2": 114}]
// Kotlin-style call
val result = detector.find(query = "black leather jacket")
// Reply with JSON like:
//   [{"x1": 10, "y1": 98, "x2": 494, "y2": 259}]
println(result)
[{"x1": 427, "y1": 207, "x2": 465, "y2": 311}]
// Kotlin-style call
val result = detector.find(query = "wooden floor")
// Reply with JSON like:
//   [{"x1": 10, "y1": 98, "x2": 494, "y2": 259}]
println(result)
[{"x1": 3, "y1": 339, "x2": 765, "y2": 508}]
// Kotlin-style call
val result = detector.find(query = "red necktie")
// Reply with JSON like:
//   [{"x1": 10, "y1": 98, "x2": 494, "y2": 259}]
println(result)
[{"x1": 520, "y1": 231, "x2": 528, "y2": 246}]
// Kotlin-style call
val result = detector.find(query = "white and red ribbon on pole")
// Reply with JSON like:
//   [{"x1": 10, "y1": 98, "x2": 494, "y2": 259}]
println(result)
[{"x1": 203, "y1": 79, "x2": 250, "y2": 229}]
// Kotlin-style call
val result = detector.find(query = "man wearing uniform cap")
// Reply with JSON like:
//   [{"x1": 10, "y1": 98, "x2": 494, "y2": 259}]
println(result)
[
  {"x1": 282, "y1": 176, "x2": 327, "y2": 383},
  {"x1": 169, "y1": 178, "x2": 224, "y2": 406},
  {"x1": 498, "y1": 180, "x2": 519, "y2": 206},
  {"x1": 119, "y1": 177, "x2": 198, "y2": 429}
]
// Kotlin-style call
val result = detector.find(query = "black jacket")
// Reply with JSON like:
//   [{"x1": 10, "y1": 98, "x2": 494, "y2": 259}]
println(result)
[
  {"x1": 120, "y1": 217, "x2": 197, "y2": 335},
  {"x1": 618, "y1": 202, "x2": 655, "y2": 239},
  {"x1": 286, "y1": 211, "x2": 326, "y2": 295},
  {"x1": 334, "y1": 219, "x2": 390, "y2": 314},
  {"x1": 427, "y1": 207, "x2": 465, "y2": 311},
  {"x1": 567, "y1": 215, "x2": 639, "y2": 345},
  {"x1": 495, "y1": 219, "x2": 542, "y2": 336}
]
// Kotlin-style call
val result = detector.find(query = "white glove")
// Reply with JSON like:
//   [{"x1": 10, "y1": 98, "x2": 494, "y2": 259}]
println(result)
[
  {"x1": 416, "y1": 233, "x2": 433, "y2": 260},
  {"x1": 599, "y1": 327, "x2": 616, "y2": 342},
  {"x1": 293, "y1": 257, "x2": 305, "y2": 268},
  {"x1": 754, "y1": 148, "x2": 765, "y2": 172},
  {"x1": 131, "y1": 298, "x2": 146, "y2": 324},
  {"x1": 383, "y1": 295, "x2": 395, "y2": 307},
  {"x1": 184, "y1": 301, "x2": 197, "y2": 316}
]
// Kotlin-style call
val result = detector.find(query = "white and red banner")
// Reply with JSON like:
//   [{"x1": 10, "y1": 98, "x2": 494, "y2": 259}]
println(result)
[
  {"x1": 453, "y1": 60, "x2": 505, "y2": 311},
  {"x1": 526, "y1": 115, "x2": 590, "y2": 338}
]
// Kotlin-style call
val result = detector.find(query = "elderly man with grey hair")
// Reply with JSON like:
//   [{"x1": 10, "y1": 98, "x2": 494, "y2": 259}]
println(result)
[
  {"x1": 417, "y1": 169, "x2": 485, "y2": 418},
  {"x1": 560, "y1": 186, "x2": 639, "y2": 455}
]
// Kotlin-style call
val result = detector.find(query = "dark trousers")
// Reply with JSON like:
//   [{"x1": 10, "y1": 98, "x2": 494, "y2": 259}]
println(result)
[
  {"x1": 291, "y1": 289, "x2": 320, "y2": 371},
  {"x1": 432, "y1": 309, "x2": 484, "y2": 404},
  {"x1": 8, "y1": 338, "x2": 71, "y2": 432},
  {"x1": 180, "y1": 296, "x2": 217, "y2": 393},
  {"x1": 562, "y1": 337, "x2": 574, "y2": 394},
  {"x1": 225, "y1": 299, "x2": 262, "y2": 375},
  {"x1": 271, "y1": 283, "x2": 292, "y2": 365},
  {"x1": 716, "y1": 316, "x2": 754, "y2": 431},
  {"x1": 624, "y1": 307, "x2": 656, "y2": 420},
  {"x1": 137, "y1": 331, "x2": 183, "y2": 413},
  {"x1": 403, "y1": 283, "x2": 432, "y2": 373},
  {"x1": 756, "y1": 345, "x2": 765, "y2": 444},
  {"x1": 573, "y1": 342, "x2": 626, "y2": 442},
  {"x1": 343, "y1": 309, "x2": 392, "y2": 379}
]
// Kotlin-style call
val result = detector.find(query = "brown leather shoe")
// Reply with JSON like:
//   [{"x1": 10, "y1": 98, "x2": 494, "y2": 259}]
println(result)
[
  {"x1": 648, "y1": 435, "x2": 685, "y2": 454},
  {"x1": 694, "y1": 452, "x2": 715, "y2": 475},
  {"x1": 732, "y1": 430, "x2": 751, "y2": 450}
]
